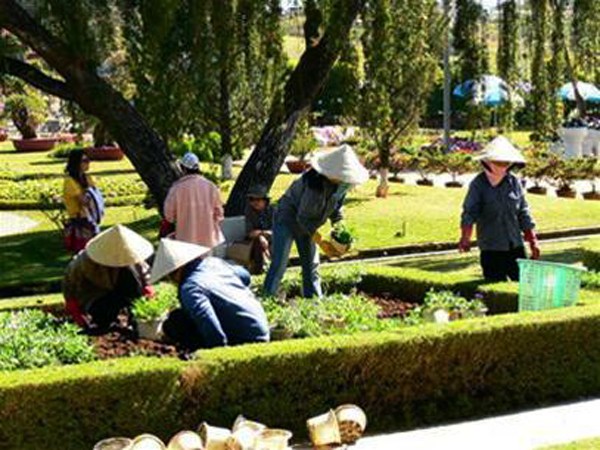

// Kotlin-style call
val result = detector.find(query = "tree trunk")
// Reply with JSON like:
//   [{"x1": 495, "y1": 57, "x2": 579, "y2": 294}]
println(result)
[
  {"x1": 0, "y1": 0, "x2": 179, "y2": 210},
  {"x1": 11, "y1": 106, "x2": 37, "y2": 139},
  {"x1": 224, "y1": 0, "x2": 366, "y2": 216},
  {"x1": 92, "y1": 122, "x2": 114, "y2": 147},
  {"x1": 219, "y1": 67, "x2": 234, "y2": 181},
  {"x1": 376, "y1": 167, "x2": 389, "y2": 198}
]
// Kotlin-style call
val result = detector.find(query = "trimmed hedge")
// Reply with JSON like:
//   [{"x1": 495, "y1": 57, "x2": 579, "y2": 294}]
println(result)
[
  {"x1": 3, "y1": 304, "x2": 600, "y2": 448},
  {"x1": 583, "y1": 241, "x2": 600, "y2": 272}
]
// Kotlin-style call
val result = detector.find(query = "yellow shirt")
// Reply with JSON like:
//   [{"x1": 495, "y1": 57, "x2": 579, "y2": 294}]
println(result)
[{"x1": 63, "y1": 175, "x2": 94, "y2": 218}]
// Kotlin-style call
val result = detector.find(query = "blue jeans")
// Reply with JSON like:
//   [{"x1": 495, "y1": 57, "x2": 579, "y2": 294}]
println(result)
[{"x1": 263, "y1": 221, "x2": 322, "y2": 298}]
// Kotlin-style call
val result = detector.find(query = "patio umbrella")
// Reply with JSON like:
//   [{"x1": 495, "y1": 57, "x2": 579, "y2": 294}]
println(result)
[
  {"x1": 557, "y1": 81, "x2": 600, "y2": 103},
  {"x1": 453, "y1": 75, "x2": 522, "y2": 107}
]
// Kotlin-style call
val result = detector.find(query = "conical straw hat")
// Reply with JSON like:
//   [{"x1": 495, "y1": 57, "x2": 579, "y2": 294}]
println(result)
[
  {"x1": 311, "y1": 144, "x2": 369, "y2": 185},
  {"x1": 150, "y1": 239, "x2": 211, "y2": 284},
  {"x1": 475, "y1": 136, "x2": 526, "y2": 164},
  {"x1": 86, "y1": 224, "x2": 154, "y2": 268}
]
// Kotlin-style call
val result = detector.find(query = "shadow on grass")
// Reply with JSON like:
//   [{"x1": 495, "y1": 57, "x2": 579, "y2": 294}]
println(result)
[
  {"x1": 0, "y1": 149, "x2": 16, "y2": 155},
  {"x1": 390, "y1": 255, "x2": 478, "y2": 273},
  {"x1": 4, "y1": 168, "x2": 137, "y2": 181},
  {"x1": 28, "y1": 159, "x2": 64, "y2": 166}
]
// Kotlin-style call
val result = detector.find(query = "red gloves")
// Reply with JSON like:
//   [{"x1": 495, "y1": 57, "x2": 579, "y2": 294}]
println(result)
[
  {"x1": 523, "y1": 229, "x2": 541, "y2": 260},
  {"x1": 159, "y1": 219, "x2": 175, "y2": 238},
  {"x1": 458, "y1": 225, "x2": 473, "y2": 253},
  {"x1": 65, "y1": 298, "x2": 87, "y2": 327},
  {"x1": 142, "y1": 285, "x2": 155, "y2": 298}
]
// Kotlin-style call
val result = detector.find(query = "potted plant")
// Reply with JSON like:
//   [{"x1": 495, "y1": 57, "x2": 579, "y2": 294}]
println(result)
[
  {"x1": 287, "y1": 119, "x2": 318, "y2": 173},
  {"x1": 558, "y1": 117, "x2": 588, "y2": 159},
  {"x1": 329, "y1": 223, "x2": 355, "y2": 255},
  {"x1": 579, "y1": 157, "x2": 600, "y2": 200},
  {"x1": 389, "y1": 150, "x2": 410, "y2": 183},
  {"x1": 440, "y1": 151, "x2": 475, "y2": 188},
  {"x1": 131, "y1": 283, "x2": 178, "y2": 340},
  {"x1": 548, "y1": 156, "x2": 579, "y2": 198},
  {"x1": 4, "y1": 89, "x2": 56, "y2": 152},
  {"x1": 84, "y1": 122, "x2": 124, "y2": 160},
  {"x1": 522, "y1": 146, "x2": 552, "y2": 195},
  {"x1": 410, "y1": 146, "x2": 442, "y2": 186}
]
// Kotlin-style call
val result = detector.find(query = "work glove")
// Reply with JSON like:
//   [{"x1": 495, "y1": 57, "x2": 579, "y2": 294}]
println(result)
[
  {"x1": 142, "y1": 285, "x2": 155, "y2": 298},
  {"x1": 65, "y1": 298, "x2": 88, "y2": 328},
  {"x1": 458, "y1": 225, "x2": 473, "y2": 253},
  {"x1": 523, "y1": 229, "x2": 541, "y2": 260}
]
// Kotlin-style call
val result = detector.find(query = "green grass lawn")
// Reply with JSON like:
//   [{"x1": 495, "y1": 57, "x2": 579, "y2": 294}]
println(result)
[
  {"x1": 2, "y1": 133, "x2": 598, "y2": 289},
  {"x1": 539, "y1": 437, "x2": 600, "y2": 449}
]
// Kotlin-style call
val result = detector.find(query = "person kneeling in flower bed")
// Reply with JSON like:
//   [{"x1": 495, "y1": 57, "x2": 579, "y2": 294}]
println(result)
[
  {"x1": 63, "y1": 225, "x2": 155, "y2": 331},
  {"x1": 151, "y1": 238, "x2": 270, "y2": 350}
]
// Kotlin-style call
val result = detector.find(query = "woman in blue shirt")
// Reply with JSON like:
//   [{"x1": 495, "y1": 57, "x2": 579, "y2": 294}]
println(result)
[{"x1": 459, "y1": 136, "x2": 540, "y2": 281}]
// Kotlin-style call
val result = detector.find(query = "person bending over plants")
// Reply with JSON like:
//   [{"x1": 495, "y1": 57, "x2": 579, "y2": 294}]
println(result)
[
  {"x1": 264, "y1": 144, "x2": 369, "y2": 299},
  {"x1": 151, "y1": 239, "x2": 270, "y2": 350},
  {"x1": 63, "y1": 225, "x2": 155, "y2": 331},
  {"x1": 459, "y1": 136, "x2": 540, "y2": 281}
]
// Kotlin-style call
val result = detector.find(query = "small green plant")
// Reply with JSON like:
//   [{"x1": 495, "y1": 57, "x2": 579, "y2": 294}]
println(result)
[
  {"x1": 48, "y1": 142, "x2": 85, "y2": 159},
  {"x1": 263, "y1": 293, "x2": 398, "y2": 338},
  {"x1": 0, "y1": 309, "x2": 95, "y2": 371},
  {"x1": 405, "y1": 289, "x2": 487, "y2": 325},
  {"x1": 330, "y1": 223, "x2": 355, "y2": 246},
  {"x1": 131, "y1": 283, "x2": 178, "y2": 321}
]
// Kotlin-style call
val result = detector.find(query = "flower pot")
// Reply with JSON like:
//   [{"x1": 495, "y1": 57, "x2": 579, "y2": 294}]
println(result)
[
  {"x1": 85, "y1": 146, "x2": 125, "y2": 161},
  {"x1": 254, "y1": 429, "x2": 293, "y2": 450},
  {"x1": 335, "y1": 404, "x2": 367, "y2": 445},
  {"x1": 416, "y1": 179, "x2": 434, "y2": 187},
  {"x1": 137, "y1": 317, "x2": 165, "y2": 341},
  {"x1": 583, "y1": 191, "x2": 600, "y2": 201},
  {"x1": 445, "y1": 181, "x2": 463, "y2": 188},
  {"x1": 285, "y1": 160, "x2": 310, "y2": 174},
  {"x1": 390, "y1": 176, "x2": 405, "y2": 183},
  {"x1": 167, "y1": 431, "x2": 203, "y2": 450},
  {"x1": 93, "y1": 438, "x2": 133, "y2": 450},
  {"x1": 131, "y1": 434, "x2": 166, "y2": 450},
  {"x1": 424, "y1": 308, "x2": 449, "y2": 324},
  {"x1": 0, "y1": 129, "x2": 7, "y2": 142},
  {"x1": 558, "y1": 127, "x2": 588, "y2": 159},
  {"x1": 527, "y1": 186, "x2": 547, "y2": 195},
  {"x1": 198, "y1": 423, "x2": 231, "y2": 450},
  {"x1": 12, "y1": 138, "x2": 57, "y2": 152},
  {"x1": 556, "y1": 188, "x2": 577, "y2": 199},
  {"x1": 306, "y1": 410, "x2": 341, "y2": 447},
  {"x1": 330, "y1": 238, "x2": 351, "y2": 256}
]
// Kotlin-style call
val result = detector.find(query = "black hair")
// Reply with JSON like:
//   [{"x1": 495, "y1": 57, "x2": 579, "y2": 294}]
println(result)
[
  {"x1": 182, "y1": 166, "x2": 200, "y2": 175},
  {"x1": 304, "y1": 168, "x2": 330, "y2": 191},
  {"x1": 65, "y1": 149, "x2": 89, "y2": 189}
]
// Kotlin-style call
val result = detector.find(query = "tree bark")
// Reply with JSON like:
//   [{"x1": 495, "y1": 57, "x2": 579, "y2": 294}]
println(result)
[
  {"x1": 0, "y1": 0, "x2": 179, "y2": 209},
  {"x1": 224, "y1": 0, "x2": 366, "y2": 216}
]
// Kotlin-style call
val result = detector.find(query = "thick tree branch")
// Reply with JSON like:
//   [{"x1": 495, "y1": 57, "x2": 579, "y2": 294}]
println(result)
[{"x1": 0, "y1": 57, "x2": 74, "y2": 101}]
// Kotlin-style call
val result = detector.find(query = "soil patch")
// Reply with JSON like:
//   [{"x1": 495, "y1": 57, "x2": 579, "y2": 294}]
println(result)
[{"x1": 368, "y1": 292, "x2": 418, "y2": 319}]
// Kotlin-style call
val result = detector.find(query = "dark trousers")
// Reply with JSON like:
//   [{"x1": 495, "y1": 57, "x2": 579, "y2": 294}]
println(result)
[{"x1": 480, "y1": 246, "x2": 526, "y2": 282}]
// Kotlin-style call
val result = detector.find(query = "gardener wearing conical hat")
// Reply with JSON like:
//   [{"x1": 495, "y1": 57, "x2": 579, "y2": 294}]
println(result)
[
  {"x1": 264, "y1": 144, "x2": 369, "y2": 298},
  {"x1": 459, "y1": 136, "x2": 540, "y2": 281},
  {"x1": 150, "y1": 239, "x2": 269, "y2": 349},
  {"x1": 63, "y1": 225, "x2": 155, "y2": 330}
]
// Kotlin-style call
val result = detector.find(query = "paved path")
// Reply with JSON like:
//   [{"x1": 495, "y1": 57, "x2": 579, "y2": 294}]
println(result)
[
  {"x1": 296, "y1": 399, "x2": 600, "y2": 449},
  {"x1": 0, "y1": 212, "x2": 38, "y2": 237}
]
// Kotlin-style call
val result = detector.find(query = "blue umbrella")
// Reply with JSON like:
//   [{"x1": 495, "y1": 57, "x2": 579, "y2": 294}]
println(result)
[
  {"x1": 557, "y1": 81, "x2": 600, "y2": 103},
  {"x1": 453, "y1": 75, "x2": 518, "y2": 107}
]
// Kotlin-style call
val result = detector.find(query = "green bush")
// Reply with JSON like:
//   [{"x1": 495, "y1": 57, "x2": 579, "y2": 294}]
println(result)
[
  {"x1": 4, "y1": 304, "x2": 600, "y2": 448},
  {"x1": 0, "y1": 309, "x2": 95, "y2": 371},
  {"x1": 583, "y1": 242, "x2": 600, "y2": 271},
  {"x1": 48, "y1": 142, "x2": 84, "y2": 159}
]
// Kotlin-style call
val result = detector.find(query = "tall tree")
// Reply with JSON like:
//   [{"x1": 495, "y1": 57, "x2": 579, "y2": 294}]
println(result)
[
  {"x1": 572, "y1": 0, "x2": 600, "y2": 85},
  {"x1": 453, "y1": 0, "x2": 488, "y2": 82},
  {"x1": 359, "y1": 0, "x2": 443, "y2": 196},
  {"x1": 530, "y1": 0, "x2": 552, "y2": 138},
  {"x1": 497, "y1": 0, "x2": 520, "y2": 129},
  {"x1": 548, "y1": 0, "x2": 566, "y2": 128},
  {"x1": 224, "y1": 0, "x2": 366, "y2": 215}
]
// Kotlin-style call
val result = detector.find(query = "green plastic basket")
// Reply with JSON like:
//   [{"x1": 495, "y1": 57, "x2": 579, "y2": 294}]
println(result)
[{"x1": 517, "y1": 259, "x2": 587, "y2": 311}]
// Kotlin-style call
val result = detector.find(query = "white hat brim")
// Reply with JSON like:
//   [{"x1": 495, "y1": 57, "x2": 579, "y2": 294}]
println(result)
[
  {"x1": 474, "y1": 136, "x2": 526, "y2": 164},
  {"x1": 310, "y1": 144, "x2": 369, "y2": 185},
  {"x1": 86, "y1": 225, "x2": 154, "y2": 268},
  {"x1": 150, "y1": 239, "x2": 211, "y2": 284}
]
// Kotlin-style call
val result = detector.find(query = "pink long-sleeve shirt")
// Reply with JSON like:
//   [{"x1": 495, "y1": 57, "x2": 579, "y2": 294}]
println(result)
[{"x1": 164, "y1": 174, "x2": 225, "y2": 247}]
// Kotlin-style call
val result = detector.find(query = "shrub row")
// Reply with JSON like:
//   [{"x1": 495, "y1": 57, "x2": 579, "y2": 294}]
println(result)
[
  {"x1": 583, "y1": 241, "x2": 600, "y2": 272},
  {"x1": 3, "y1": 303, "x2": 600, "y2": 449}
]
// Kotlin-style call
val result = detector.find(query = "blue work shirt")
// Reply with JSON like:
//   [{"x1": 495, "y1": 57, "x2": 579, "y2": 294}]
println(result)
[
  {"x1": 461, "y1": 172, "x2": 535, "y2": 251},
  {"x1": 179, "y1": 257, "x2": 270, "y2": 348}
]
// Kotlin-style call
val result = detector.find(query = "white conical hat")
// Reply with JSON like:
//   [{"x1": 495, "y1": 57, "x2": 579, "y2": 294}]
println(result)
[
  {"x1": 475, "y1": 136, "x2": 526, "y2": 164},
  {"x1": 310, "y1": 144, "x2": 369, "y2": 185},
  {"x1": 86, "y1": 225, "x2": 154, "y2": 267},
  {"x1": 150, "y1": 239, "x2": 211, "y2": 284}
]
